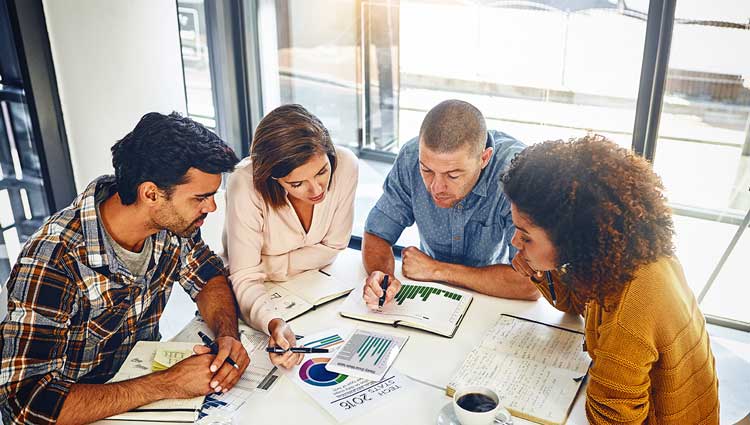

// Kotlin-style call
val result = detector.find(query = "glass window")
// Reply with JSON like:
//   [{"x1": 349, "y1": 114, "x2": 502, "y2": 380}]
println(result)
[
  {"x1": 178, "y1": 0, "x2": 217, "y2": 130},
  {"x1": 0, "y1": 82, "x2": 51, "y2": 288},
  {"x1": 652, "y1": 1, "x2": 750, "y2": 325},
  {"x1": 257, "y1": 0, "x2": 652, "y2": 246},
  {"x1": 259, "y1": 0, "x2": 360, "y2": 148}
]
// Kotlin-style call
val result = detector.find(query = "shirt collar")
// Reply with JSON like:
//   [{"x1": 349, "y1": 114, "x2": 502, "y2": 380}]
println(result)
[
  {"x1": 79, "y1": 175, "x2": 117, "y2": 268},
  {"x1": 470, "y1": 132, "x2": 495, "y2": 198}
]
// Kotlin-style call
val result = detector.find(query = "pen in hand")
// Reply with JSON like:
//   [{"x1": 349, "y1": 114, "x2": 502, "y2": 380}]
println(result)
[
  {"x1": 198, "y1": 331, "x2": 240, "y2": 369},
  {"x1": 265, "y1": 346, "x2": 330, "y2": 354},
  {"x1": 378, "y1": 274, "x2": 389, "y2": 308}
]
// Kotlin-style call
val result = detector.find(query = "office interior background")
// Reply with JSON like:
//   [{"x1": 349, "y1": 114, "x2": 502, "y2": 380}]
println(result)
[{"x1": 0, "y1": 0, "x2": 748, "y2": 422}]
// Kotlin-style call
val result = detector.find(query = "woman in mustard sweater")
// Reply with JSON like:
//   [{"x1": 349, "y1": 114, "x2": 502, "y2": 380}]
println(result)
[{"x1": 502, "y1": 135, "x2": 719, "y2": 424}]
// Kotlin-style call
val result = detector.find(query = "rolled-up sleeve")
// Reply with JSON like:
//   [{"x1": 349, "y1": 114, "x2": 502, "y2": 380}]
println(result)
[
  {"x1": 1, "y1": 259, "x2": 76, "y2": 424},
  {"x1": 497, "y1": 196, "x2": 518, "y2": 263},
  {"x1": 178, "y1": 230, "x2": 227, "y2": 301},
  {"x1": 364, "y1": 149, "x2": 415, "y2": 245}
]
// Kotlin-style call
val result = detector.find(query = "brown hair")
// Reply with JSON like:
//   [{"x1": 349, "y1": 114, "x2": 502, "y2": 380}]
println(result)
[
  {"x1": 251, "y1": 104, "x2": 337, "y2": 209},
  {"x1": 419, "y1": 99, "x2": 487, "y2": 155},
  {"x1": 502, "y1": 134, "x2": 674, "y2": 307}
]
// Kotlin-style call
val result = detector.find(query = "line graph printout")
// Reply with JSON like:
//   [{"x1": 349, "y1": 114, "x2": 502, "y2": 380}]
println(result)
[{"x1": 327, "y1": 329, "x2": 408, "y2": 381}]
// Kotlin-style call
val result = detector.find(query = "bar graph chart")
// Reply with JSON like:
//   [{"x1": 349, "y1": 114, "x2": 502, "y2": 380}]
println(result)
[
  {"x1": 394, "y1": 284, "x2": 463, "y2": 305},
  {"x1": 355, "y1": 335, "x2": 392, "y2": 365},
  {"x1": 338, "y1": 279, "x2": 473, "y2": 337},
  {"x1": 303, "y1": 333, "x2": 345, "y2": 350},
  {"x1": 328, "y1": 329, "x2": 408, "y2": 381}
]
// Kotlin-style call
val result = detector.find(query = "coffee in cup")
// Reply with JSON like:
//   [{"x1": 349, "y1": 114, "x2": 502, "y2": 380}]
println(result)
[
  {"x1": 456, "y1": 393, "x2": 498, "y2": 412},
  {"x1": 452, "y1": 386, "x2": 502, "y2": 425}
]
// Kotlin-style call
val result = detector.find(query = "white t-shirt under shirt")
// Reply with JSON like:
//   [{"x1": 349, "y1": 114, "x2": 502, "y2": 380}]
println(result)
[{"x1": 222, "y1": 146, "x2": 358, "y2": 332}]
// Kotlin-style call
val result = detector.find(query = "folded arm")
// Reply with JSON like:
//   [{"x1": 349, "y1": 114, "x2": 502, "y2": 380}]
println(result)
[
  {"x1": 433, "y1": 260, "x2": 540, "y2": 300},
  {"x1": 584, "y1": 326, "x2": 656, "y2": 424}
]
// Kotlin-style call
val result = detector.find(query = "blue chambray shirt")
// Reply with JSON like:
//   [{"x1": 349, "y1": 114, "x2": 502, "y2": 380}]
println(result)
[{"x1": 364, "y1": 130, "x2": 525, "y2": 267}]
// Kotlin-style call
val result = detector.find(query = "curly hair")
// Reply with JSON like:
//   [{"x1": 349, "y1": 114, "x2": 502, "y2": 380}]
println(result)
[{"x1": 501, "y1": 134, "x2": 674, "y2": 307}]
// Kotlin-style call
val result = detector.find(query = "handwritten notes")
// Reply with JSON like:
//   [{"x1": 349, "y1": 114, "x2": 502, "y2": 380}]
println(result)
[{"x1": 447, "y1": 315, "x2": 590, "y2": 425}]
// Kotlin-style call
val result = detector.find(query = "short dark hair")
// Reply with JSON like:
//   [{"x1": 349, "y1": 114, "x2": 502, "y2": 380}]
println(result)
[
  {"x1": 419, "y1": 99, "x2": 487, "y2": 155},
  {"x1": 251, "y1": 104, "x2": 337, "y2": 209},
  {"x1": 111, "y1": 112, "x2": 239, "y2": 205},
  {"x1": 502, "y1": 135, "x2": 674, "y2": 307}
]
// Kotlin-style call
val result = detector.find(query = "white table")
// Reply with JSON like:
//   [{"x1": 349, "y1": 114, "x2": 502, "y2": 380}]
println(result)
[
  {"x1": 232, "y1": 248, "x2": 589, "y2": 424},
  {"x1": 100, "y1": 248, "x2": 589, "y2": 424}
]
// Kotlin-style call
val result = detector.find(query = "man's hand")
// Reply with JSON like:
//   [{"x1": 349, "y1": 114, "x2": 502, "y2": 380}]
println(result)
[
  {"x1": 401, "y1": 246, "x2": 438, "y2": 281},
  {"x1": 193, "y1": 335, "x2": 250, "y2": 394},
  {"x1": 267, "y1": 318, "x2": 303, "y2": 369},
  {"x1": 362, "y1": 270, "x2": 402, "y2": 309},
  {"x1": 511, "y1": 253, "x2": 543, "y2": 282},
  {"x1": 159, "y1": 353, "x2": 217, "y2": 398}
]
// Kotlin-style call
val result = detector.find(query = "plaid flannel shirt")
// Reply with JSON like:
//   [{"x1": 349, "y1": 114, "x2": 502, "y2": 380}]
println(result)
[{"x1": 0, "y1": 176, "x2": 227, "y2": 424}]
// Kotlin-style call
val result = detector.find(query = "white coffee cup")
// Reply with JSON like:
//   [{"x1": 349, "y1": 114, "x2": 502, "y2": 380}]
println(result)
[{"x1": 452, "y1": 386, "x2": 502, "y2": 425}]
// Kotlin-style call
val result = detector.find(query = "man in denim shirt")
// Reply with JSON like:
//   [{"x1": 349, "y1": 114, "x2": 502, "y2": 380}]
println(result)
[{"x1": 361, "y1": 100, "x2": 540, "y2": 307}]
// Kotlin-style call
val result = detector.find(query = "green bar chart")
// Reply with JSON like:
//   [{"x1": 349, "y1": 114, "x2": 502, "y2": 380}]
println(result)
[
  {"x1": 356, "y1": 335, "x2": 392, "y2": 365},
  {"x1": 395, "y1": 284, "x2": 463, "y2": 305},
  {"x1": 328, "y1": 330, "x2": 408, "y2": 381}
]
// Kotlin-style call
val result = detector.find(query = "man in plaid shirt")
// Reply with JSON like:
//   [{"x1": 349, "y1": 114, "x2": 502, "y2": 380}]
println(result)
[{"x1": 0, "y1": 112, "x2": 254, "y2": 424}]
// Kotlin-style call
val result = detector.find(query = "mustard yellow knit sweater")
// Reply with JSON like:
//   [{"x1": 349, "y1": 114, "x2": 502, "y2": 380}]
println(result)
[{"x1": 533, "y1": 257, "x2": 719, "y2": 424}]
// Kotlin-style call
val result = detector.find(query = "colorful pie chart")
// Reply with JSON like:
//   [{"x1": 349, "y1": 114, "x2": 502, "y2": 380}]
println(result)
[{"x1": 298, "y1": 357, "x2": 348, "y2": 387}]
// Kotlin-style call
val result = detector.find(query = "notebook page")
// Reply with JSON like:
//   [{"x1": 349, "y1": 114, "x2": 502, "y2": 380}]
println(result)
[{"x1": 448, "y1": 315, "x2": 590, "y2": 425}]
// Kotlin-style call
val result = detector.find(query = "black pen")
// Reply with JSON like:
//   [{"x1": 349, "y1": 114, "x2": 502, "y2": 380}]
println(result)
[
  {"x1": 198, "y1": 331, "x2": 239, "y2": 369},
  {"x1": 378, "y1": 274, "x2": 389, "y2": 308},
  {"x1": 265, "y1": 346, "x2": 330, "y2": 354},
  {"x1": 545, "y1": 270, "x2": 556, "y2": 306}
]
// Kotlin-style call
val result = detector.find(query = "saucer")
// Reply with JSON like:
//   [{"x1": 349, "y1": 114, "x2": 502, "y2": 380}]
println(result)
[{"x1": 436, "y1": 402, "x2": 514, "y2": 425}]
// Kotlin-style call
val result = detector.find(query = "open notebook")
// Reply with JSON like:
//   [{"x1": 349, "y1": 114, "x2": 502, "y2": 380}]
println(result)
[
  {"x1": 106, "y1": 341, "x2": 204, "y2": 422},
  {"x1": 338, "y1": 279, "x2": 472, "y2": 337},
  {"x1": 265, "y1": 269, "x2": 355, "y2": 321},
  {"x1": 447, "y1": 314, "x2": 591, "y2": 425}
]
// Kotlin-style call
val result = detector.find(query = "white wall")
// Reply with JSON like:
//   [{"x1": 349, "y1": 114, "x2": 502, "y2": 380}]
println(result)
[{"x1": 42, "y1": 0, "x2": 187, "y2": 191}]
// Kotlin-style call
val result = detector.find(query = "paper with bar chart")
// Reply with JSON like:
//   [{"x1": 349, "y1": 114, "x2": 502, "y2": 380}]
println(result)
[
  {"x1": 326, "y1": 329, "x2": 408, "y2": 381},
  {"x1": 288, "y1": 328, "x2": 413, "y2": 423},
  {"x1": 338, "y1": 279, "x2": 473, "y2": 337}
]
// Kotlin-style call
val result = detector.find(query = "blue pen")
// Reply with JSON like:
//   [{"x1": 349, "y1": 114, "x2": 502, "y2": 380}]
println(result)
[{"x1": 378, "y1": 275, "x2": 389, "y2": 307}]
